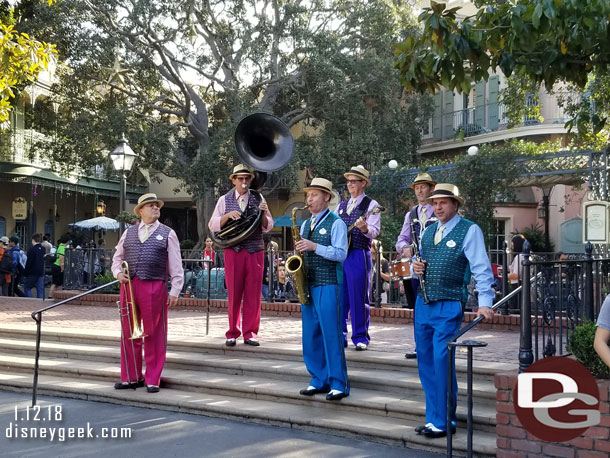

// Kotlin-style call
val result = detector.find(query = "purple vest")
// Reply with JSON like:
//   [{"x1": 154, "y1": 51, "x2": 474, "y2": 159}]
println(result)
[
  {"x1": 123, "y1": 223, "x2": 171, "y2": 280},
  {"x1": 224, "y1": 190, "x2": 264, "y2": 253},
  {"x1": 338, "y1": 196, "x2": 371, "y2": 251}
]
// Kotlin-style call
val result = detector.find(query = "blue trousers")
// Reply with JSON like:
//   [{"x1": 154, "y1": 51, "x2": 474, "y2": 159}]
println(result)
[
  {"x1": 301, "y1": 284, "x2": 350, "y2": 393},
  {"x1": 414, "y1": 296, "x2": 464, "y2": 430},
  {"x1": 24, "y1": 275, "x2": 44, "y2": 299},
  {"x1": 342, "y1": 249, "x2": 371, "y2": 345}
]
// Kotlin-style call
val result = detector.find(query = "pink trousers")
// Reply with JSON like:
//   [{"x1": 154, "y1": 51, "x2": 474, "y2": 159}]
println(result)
[
  {"x1": 118, "y1": 276, "x2": 168, "y2": 386},
  {"x1": 224, "y1": 249, "x2": 264, "y2": 340}
]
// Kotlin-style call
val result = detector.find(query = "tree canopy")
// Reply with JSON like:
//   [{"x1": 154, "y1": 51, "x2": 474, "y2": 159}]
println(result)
[
  {"x1": 0, "y1": 0, "x2": 56, "y2": 126},
  {"x1": 394, "y1": 0, "x2": 610, "y2": 132},
  {"x1": 21, "y1": 0, "x2": 430, "y2": 241}
]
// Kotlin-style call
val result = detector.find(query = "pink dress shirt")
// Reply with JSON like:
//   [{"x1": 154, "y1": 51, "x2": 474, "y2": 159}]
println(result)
[{"x1": 111, "y1": 220, "x2": 184, "y2": 297}]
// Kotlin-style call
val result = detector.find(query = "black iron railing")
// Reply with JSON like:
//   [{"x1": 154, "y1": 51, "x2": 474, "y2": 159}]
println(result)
[{"x1": 30, "y1": 281, "x2": 118, "y2": 406}]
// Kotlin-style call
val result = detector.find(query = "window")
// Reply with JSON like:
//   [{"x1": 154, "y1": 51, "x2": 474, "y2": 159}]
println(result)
[{"x1": 488, "y1": 219, "x2": 507, "y2": 265}]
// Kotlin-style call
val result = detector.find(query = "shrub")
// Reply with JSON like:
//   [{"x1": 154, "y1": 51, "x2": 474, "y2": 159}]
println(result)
[
  {"x1": 519, "y1": 223, "x2": 554, "y2": 253},
  {"x1": 567, "y1": 321, "x2": 610, "y2": 379},
  {"x1": 94, "y1": 272, "x2": 120, "y2": 293},
  {"x1": 180, "y1": 239, "x2": 196, "y2": 250}
]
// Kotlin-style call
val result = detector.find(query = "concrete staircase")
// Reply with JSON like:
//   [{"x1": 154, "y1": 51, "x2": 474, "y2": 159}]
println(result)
[{"x1": 0, "y1": 324, "x2": 511, "y2": 456}]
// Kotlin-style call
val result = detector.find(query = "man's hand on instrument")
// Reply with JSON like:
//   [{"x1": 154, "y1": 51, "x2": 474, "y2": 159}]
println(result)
[
  {"x1": 296, "y1": 239, "x2": 317, "y2": 252},
  {"x1": 258, "y1": 202, "x2": 268, "y2": 212},
  {"x1": 412, "y1": 259, "x2": 426, "y2": 275},
  {"x1": 227, "y1": 210, "x2": 242, "y2": 220},
  {"x1": 168, "y1": 295, "x2": 179, "y2": 308},
  {"x1": 354, "y1": 217, "x2": 368, "y2": 234},
  {"x1": 476, "y1": 306, "x2": 494, "y2": 321},
  {"x1": 401, "y1": 246, "x2": 413, "y2": 259},
  {"x1": 117, "y1": 272, "x2": 129, "y2": 284}
]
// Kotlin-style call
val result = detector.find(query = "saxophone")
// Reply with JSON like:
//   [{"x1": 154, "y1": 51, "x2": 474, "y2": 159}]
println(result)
[{"x1": 285, "y1": 205, "x2": 310, "y2": 304}]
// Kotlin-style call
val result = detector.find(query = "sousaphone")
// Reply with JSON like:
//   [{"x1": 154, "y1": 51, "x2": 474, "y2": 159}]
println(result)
[{"x1": 211, "y1": 113, "x2": 294, "y2": 248}]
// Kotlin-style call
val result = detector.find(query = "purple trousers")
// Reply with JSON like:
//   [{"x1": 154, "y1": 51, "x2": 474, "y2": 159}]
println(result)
[{"x1": 342, "y1": 249, "x2": 371, "y2": 346}]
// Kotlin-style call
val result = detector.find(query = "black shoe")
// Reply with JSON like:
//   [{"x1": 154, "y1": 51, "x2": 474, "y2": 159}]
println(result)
[
  {"x1": 114, "y1": 380, "x2": 145, "y2": 390},
  {"x1": 225, "y1": 338, "x2": 236, "y2": 347},
  {"x1": 299, "y1": 386, "x2": 330, "y2": 396},
  {"x1": 244, "y1": 338, "x2": 260, "y2": 346},
  {"x1": 415, "y1": 424, "x2": 429, "y2": 434},
  {"x1": 421, "y1": 425, "x2": 456, "y2": 438},
  {"x1": 146, "y1": 385, "x2": 160, "y2": 393},
  {"x1": 325, "y1": 391, "x2": 348, "y2": 401},
  {"x1": 405, "y1": 351, "x2": 417, "y2": 359}
]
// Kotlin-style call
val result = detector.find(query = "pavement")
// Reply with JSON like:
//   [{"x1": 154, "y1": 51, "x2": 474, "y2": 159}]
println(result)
[
  {"x1": 0, "y1": 296, "x2": 520, "y2": 363},
  {"x1": 0, "y1": 390, "x2": 444, "y2": 458}
]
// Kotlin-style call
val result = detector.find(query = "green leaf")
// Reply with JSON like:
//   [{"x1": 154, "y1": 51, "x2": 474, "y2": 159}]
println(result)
[{"x1": 532, "y1": 3, "x2": 543, "y2": 28}]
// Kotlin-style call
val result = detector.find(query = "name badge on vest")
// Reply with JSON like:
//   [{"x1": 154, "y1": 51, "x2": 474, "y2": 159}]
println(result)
[
  {"x1": 319, "y1": 228, "x2": 327, "y2": 235},
  {"x1": 339, "y1": 209, "x2": 344, "y2": 215},
  {"x1": 446, "y1": 240, "x2": 456, "y2": 248},
  {"x1": 156, "y1": 234, "x2": 164, "y2": 241}
]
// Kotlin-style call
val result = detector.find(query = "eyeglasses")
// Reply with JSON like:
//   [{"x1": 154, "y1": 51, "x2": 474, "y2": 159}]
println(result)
[
  {"x1": 235, "y1": 176, "x2": 251, "y2": 181},
  {"x1": 346, "y1": 179, "x2": 364, "y2": 184}
]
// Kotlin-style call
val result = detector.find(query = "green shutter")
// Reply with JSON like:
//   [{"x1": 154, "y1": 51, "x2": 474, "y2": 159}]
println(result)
[
  {"x1": 474, "y1": 80, "x2": 486, "y2": 128},
  {"x1": 443, "y1": 90, "x2": 454, "y2": 139},
  {"x1": 488, "y1": 76, "x2": 499, "y2": 130},
  {"x1": 433, "y1": 92, "x2": 442, "y2": 140}
]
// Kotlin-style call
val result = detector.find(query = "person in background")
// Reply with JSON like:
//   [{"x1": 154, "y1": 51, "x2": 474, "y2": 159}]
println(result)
[
  {"x1": 263, "y1": 241, "x2": 278, "y2": 300},
  {"x1": 8, "y1": 236, "x2": 25, "y2": 297},
  {"x1": 507, "y1": 234, "x2": 527, "y2": 313},
  {"x1": 41, "y1": 234, "x2": 53, "y2": 254},
  {"x1": 97, "y1": 238, "x2": 107, "y2": 276},
  {"x1": 202, "y1": 237, "x2": 216, "y2": 269},
  {"x1": 273, "y1": 262, "x2": 296, "y2": 302},
  {"x1": 0, "y1": 236, "x2": 12, "y2": 296},
  {"x1": 370, "y1": 240, "x2": 390, "y2": 306},
  {"x1": 24, "y1": 233, "x2": 46, "y2": 299},
  {"x1": 595, "y1": 295, "x2": 610, "y2": 369},
  {"x1": 49, "y1": 235, "x2": 68, "y2": 298}
]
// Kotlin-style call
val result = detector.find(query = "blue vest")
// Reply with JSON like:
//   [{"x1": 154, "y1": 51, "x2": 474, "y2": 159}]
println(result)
[
  {"x1": 303, "y1": 211, "x2": 343, "y2": 287},
  {"x1": 338, "y1": 196, "x2": 371, "y2": 251},
  {"x1": 123, "y1": 223, "x2": 171, "y2": 281},
  {"x1": 420, "y1": 218, "x2": 473, "y2": 303},
  {"x1": 224, "y1": 190, "x2": 264, "y2": 253}
]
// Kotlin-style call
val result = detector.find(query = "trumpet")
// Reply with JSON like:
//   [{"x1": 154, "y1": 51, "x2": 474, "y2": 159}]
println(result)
[{"x1": 119, "y1": 261, "x2": 147, "y2": 340}]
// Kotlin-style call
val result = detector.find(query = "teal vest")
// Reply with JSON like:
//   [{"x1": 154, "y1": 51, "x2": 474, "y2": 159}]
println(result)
[
  {"x1": 420, "y1": 218, "x2": 473, "y2": 303},
  {"x1": 303, "y1": 211, "x2": 343, "y2": 287}
]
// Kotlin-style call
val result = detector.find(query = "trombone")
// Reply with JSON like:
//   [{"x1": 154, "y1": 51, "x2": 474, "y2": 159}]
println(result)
[{"x1": 119, "y1": 261, "x2": 147, "y2": 340}]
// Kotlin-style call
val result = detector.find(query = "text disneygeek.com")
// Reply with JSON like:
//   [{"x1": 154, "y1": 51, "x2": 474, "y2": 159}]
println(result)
[{"x1": 4, "y1": 404, "x2": 132, "y2": 442}]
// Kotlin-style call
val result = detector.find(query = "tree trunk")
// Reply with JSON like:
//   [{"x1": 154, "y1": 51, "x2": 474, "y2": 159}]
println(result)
[{"x1": 193, "y1": 187, "x2": 217, "y2": 251}]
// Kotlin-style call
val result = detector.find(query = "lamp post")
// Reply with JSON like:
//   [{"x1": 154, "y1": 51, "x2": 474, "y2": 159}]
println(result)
[
  {"x1": 109, "y1": 135, "x2": 137, "y2": 235},
  {"x1": 388, "y1": 159, "x2": 398, "y2": 215}
]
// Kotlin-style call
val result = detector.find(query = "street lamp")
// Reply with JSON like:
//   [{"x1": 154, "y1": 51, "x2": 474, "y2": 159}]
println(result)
[
  {"x1": 96, "y1": 200, "x2": 106, "y2": 216},
  {"x1": 467, "y1": 145, "x2": 479, "y2": 156},
  {"x1": 109, "y1": 134, "x2": 138, "y2": 234}
]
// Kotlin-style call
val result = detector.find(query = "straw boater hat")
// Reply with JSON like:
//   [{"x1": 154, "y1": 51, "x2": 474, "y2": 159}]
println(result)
[
  {"x1": 229, "y1": 163, "x2": 255, "y2": 179},
  {"x1": 426, "y1": 183, "x2": 464, "y2": 206},
  {"x1": 409, "y1": 172, "x2": 437, "y2": 189},
  {"x1": 343, "y1": 165, "x2": 371, "y2": 186},
  {"x1": 134, "y1": 193, "x2": 164, "y2": 214},
  {"x1": 304, "y1": 177, "x2": 334, "y2": 195}
]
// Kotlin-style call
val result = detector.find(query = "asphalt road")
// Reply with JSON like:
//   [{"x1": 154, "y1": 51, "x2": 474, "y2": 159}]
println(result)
[{"x1": 0, "y1": 390, "x2": 443, "y2": 458}]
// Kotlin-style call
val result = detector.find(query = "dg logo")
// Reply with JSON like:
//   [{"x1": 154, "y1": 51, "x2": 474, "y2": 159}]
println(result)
[{"x1": 513, "y1": 356, "x2": 601, "y2": 442}]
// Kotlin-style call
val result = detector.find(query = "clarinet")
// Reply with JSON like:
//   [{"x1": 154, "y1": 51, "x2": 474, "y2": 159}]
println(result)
[{"x1": 410, "y1": 217, "x2": 430, "y2": 304}]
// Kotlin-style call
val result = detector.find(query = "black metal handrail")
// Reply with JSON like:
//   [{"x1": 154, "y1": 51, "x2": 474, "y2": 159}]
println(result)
[{"x1": 30, "y1": 280, "x2": 118, "y2": 407}]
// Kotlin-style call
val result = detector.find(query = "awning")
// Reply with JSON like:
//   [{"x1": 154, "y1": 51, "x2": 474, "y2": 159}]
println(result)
[{"x1": 273, "y1": 215, "x2": 304, "y2": 227}]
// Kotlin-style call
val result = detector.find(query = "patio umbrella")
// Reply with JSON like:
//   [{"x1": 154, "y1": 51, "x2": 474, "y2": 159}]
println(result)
[
  {"x1": 273, "y1": 215, "x2": 304, "y2": 227},
  {"x1": 70, "y1": 216, "x2": 121, "y2": 231}
]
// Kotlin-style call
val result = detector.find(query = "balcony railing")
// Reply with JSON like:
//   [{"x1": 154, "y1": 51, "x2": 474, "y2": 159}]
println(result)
[
  {"x1": 0, "y1": 128, "x2": 51, "y2": 167},
  {"x1": 421, "y1": 98, "x2": 572, "y2": 142}
]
